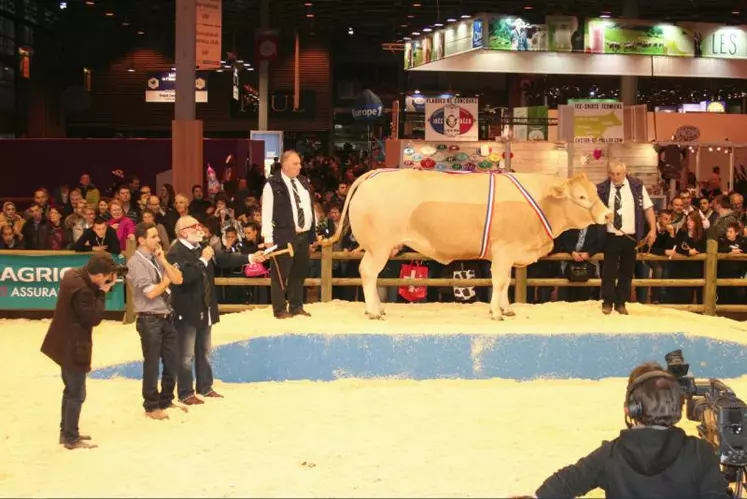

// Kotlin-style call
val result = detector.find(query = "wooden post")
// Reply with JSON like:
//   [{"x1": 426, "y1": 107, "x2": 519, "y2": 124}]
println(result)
[
  {"x1": 703, "y1": 239, "x2": 718, "y2": 316},
  {"x1": 514, "y1": 266, "x2": 528, "y2": 303},
  {"x1": 122, "y1": 238, "x2": 137, "y2": 325},
  {"x1": 321, "y1": 244, "x2": 333, "y2": 302}
]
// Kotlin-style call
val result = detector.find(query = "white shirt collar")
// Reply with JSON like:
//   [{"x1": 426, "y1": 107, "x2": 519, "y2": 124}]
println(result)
[
  {"x1": 281, "y1": 171, "x2": 299, "y2": 184},
  {"x1": 179, "y1": 238, "x2": 198, "y2": 250}
]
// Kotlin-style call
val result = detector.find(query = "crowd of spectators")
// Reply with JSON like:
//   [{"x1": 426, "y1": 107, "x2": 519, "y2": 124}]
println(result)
[{"x1": 1, "y1": 155, "x2": 746, "y2": 308}]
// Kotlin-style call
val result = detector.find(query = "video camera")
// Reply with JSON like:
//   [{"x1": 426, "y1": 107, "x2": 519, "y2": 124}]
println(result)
[
  {"x1": 665, "y1": 349, "x2": 747, "y2": 495},
  {"x1": 103, "y1": 264, "x2": 128, "y2": 286}
]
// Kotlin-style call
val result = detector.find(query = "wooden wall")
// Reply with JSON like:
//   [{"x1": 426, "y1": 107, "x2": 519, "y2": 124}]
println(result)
[
  {"x1": 572, "y1": 142, "x2": 659, "y2": 189},
  {"x1": 66, "y1": 36, "x2": 331, "y2": 134}
]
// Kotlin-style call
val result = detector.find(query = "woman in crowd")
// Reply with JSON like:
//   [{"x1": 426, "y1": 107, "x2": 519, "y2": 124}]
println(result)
[
  {"x1": 96, "y1": 199, "x2": 110, "y2": 219},
  {"x1": 159, "y1": 183, "x2": 175, "y2": 210},
  {"x1": 140, "y1": 208, "x2": 169, "y2": 248},
  {"x1": 665, "y1": 211, "x2": 706, "y2": 304},
  {"x1": 46, "y1": 206, "x2": 72, "y2": 250},
  {"x1": 106, "y1": 200, "x2": 135, "y2": 250}
]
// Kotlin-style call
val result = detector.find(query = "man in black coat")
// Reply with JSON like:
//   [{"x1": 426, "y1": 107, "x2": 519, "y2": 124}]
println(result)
[
  {"x1": 261, "y1": 150, "x2": 316, "y2": 319},
  {"x1": 41, "y1": 253, "x2": 119, "y2": 450},
  {"x1": 166, "y1": 216, "x2": 265, "y2": 405},
  {"x1": 556, "y1": 224, "x2": 606, "y2": 302}
]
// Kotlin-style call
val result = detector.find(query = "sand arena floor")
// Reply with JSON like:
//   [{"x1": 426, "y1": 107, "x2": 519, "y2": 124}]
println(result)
[{"x1": 2, "y1": 300, "x2": 747, "y2": 498}]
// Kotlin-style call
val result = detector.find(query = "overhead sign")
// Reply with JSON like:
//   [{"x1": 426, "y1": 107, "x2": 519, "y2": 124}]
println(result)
[
  {"x1": 425, "y1": 97, "x2": 478, "y2": 141},
  {"x1": 472, "y1": 18, "x2": 484, "y2": 48},
  {"x1": 196, "y1": 0, "x2": 222, "y2": 69},
  {"x1": 0, "y1": 253, "x2": 125, "y2": 310},
  {"x1": 145, "y1": 72, "x2": 209, "y2": 103},
  {"x1": 352, "y1": 89, "x2": 384, "y2": 121},
  {"x1": 573, "y1": 102, "x2": 624, "y2": 144}
]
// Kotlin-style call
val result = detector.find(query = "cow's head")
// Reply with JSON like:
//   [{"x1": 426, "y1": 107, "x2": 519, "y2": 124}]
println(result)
[{"x1": 551, "y1": 173, "x2": 612, "y2": 226}]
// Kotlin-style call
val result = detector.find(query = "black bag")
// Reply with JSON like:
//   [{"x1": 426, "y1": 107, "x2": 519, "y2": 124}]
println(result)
[{"x1": 565, "y1": 262, "x2": 593, "y2": 282}]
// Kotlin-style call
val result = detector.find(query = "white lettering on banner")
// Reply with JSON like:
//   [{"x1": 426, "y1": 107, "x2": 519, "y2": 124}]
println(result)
[
  {"x1": 0, "y1": 266, "x2": 72, "y2": 283},
  {"x1": 352, "y1": 107, "x2": 383, "y2": 118},
  {"x1": 10, "y1": 287, "x2": 58, "y2": 298}
]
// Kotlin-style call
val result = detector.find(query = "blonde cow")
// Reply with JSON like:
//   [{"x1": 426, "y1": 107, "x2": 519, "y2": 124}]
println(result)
[{"x1": 323, "y1": 169, "x2": 612, "y2": 320}]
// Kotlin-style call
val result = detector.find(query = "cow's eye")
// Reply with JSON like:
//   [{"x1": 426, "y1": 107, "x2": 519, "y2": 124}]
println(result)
[{"x1": 579, "y1": 195, "x2": 587, "y2": 201}]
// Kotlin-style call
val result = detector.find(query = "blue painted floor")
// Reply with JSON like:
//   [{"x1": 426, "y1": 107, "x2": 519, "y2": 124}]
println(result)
[{"x1": 90, "y1": 333, "x2": 747, "y2": 383}]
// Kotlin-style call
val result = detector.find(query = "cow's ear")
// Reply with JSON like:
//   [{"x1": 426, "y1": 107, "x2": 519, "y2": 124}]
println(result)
[{"x1": 552, "y1": 181, "x2": 569, "y2": 199}]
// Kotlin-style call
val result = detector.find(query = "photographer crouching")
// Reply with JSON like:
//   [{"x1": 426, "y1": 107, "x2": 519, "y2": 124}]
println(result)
[
  {"x1": 41, "y1": 253, "x2": 124, "y2": 450},
  {"x1": 125, "y1": 222, "x2": 184, "y2": 420},
  {"x1": 534, "y1": 362, "x2": 730, "y2": 498}
]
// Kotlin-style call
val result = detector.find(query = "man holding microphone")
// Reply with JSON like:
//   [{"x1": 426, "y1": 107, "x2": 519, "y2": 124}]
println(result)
[
  {"x1": 126, "y1": 222, "x2": 184, "y2": 420},
  {"x1": 167, "y1": 216, "x2": 266, "y2": 405}
]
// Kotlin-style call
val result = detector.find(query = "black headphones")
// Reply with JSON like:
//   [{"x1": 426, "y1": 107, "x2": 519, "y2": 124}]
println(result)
[{"x1": 625, "y1": 370, "x2": 675, "y2": 424}]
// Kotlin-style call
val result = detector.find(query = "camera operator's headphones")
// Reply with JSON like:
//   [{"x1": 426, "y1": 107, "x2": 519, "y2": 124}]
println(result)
[{"x1": 625, "y1": 370, "x2": 675, "y2": 426}]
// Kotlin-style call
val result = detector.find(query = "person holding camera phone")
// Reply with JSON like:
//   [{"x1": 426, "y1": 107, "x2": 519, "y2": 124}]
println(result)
[
  {"x1": 41, "y1": 253, "x2": 122, "y2": 449},
  {"x1": 126, "y1": 223, "x2": 184, "y2": 420},
  {"x1": 533, "y1": 362, "x2": 729, "y2": 498},
  {"x1": 167, "y1": 216, "x2": 266, "y2": 405}
]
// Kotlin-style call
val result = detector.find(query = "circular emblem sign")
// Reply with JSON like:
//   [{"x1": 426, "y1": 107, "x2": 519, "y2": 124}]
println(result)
[{"x1": 428, "y1": 103, "x2": 475, "y2": 138}]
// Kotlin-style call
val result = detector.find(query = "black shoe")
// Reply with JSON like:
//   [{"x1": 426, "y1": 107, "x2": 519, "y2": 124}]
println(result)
[
  {"x1": 59, "y1": 434, "x2": 91, "y2": 444},
  {"x1": 602, "y1": 302, "x2": 613, "y2": 315},
  {"x1": 615, "y1": 304, "x2": 629, "y2": 315}
]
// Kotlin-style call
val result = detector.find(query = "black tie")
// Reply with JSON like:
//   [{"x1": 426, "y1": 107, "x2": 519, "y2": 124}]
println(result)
[
  {"x1": 613, "y1": 185, "x2": 623, "y2": 231},
  {"x1": 291, "y1": 179, "x2": 306, "y2": 229}
]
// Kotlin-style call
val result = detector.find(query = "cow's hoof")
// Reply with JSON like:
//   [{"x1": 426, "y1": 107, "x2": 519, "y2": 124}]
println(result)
[
  {"x1": 502, "y1": 309, "x2": 516, "y2": 317},
  {"x1": 365, "y1": 311, "x2": 384, "y2": 321},
  {"x1": 489, "y1": 311, "x2": 504, "y2": 321}
]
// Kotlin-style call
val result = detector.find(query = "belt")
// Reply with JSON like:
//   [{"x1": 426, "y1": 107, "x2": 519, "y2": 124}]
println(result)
[
  {"x1": 295, "y1": 230, "x2": 309, "y2": 235},
  {"x1": 137, "y1": 312, "x2": 173, "y2": 319}
]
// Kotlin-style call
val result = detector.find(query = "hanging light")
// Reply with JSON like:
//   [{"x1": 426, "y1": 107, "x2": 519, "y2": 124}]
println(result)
[
  {"x1": 348, "y1": 26, "x2": 354, "y2": 35},
  {"x1": 127, "y1": 67, "x2": 135, "y2": 72}
]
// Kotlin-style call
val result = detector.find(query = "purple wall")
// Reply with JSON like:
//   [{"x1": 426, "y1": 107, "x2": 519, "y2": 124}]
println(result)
[{"x1": 0, "y1": 139, "x2": 265, "y2": 201}]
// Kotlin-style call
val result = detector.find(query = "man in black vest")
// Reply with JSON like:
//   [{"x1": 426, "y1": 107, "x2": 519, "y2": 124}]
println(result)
[
  {"x1": 597, "y1": 159, "x2": 657, "y2": 315},
  {"x1": 261, "y1": 150, "x2": 316, "y2": 319},
  {"x1": 166, "y1": 216, "x2": 266, "y2": 405}
]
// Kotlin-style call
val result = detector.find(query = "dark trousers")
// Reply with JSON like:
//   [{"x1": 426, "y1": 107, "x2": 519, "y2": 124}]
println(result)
[
  {"x1": 60, "y1": 367, "x2": 86, "y2": 443},
  {"x1": 602, "y1": 235, "x2": 637, "y2": 306},
  {"x1": 176, "y1": 321, "x2": 213, "y2": 400},
  {"x1": 136, "y1": 314, "x2": 178, "y2": 412},
  {"x1": 270, "y1": 232, "x2": 311, "y2": 314}
]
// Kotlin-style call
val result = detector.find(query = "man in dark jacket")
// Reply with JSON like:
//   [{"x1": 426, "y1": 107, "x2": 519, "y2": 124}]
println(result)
[
  {"x1": 535, "y1": 362, "x2": 729, "y2": 498},
  {"x1": 166, "y1": 216, "x2": 265, "y2": 405},
  {"x1": 41, "y1": 253, "x2": 119, "y2": 450},
  {"x1": 556, "y1": 224, "x2": 605, "y2": 302}
]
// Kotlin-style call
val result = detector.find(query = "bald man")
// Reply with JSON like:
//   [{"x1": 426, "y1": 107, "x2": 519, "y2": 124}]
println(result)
[
  {"x1": 166, "y1": 216, "x2": 265, "y2": 404},
  {"x1": 261, "y1": 150, "x2": 316, "y2": 319}
]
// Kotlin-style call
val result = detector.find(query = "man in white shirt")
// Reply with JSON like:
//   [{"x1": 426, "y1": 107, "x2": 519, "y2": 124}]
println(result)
[
  {"x1": 597, "y1": 159, "x2": 657, "y2": 315},
  {"x1": 261, "y1": 151, "x2": 316, "y2": 319}
]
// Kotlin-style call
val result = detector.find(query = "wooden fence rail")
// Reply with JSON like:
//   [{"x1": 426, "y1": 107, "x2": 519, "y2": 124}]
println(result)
[{"x1": 111, "y1": 238, "x2": 747, "y2": 322}]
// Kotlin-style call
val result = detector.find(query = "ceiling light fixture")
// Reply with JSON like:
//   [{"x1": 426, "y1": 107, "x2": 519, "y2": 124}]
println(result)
[
  {"x1": 446, "y1": 17, "x2": 456, "y2": 22},
  {"x1": 137, "y1": 30, "x2": 145, "y2": 35},
  {"x1": 422, "y1": 27, "x2": 432, "y2": 32},
  {"x1": 121, "y1": 19, "x2": 129, "y2": 26},
  {"x1": 407, "y1": 14, "x2": 414, "y2": 18},
  {"x1": 348, "y1": 26, "x2": 354, "y2": 34},
  {"x1": 403, "y1": 36, "x2": 411, "y2": 40},
  {"x1": 304, "y1": 2, "x2": 312, "y2": 5},
  {"x1": 524, "y1": 5, "x2": 533, "y2": 10},
  {"x1": 306, "y1": 13, "x2": 314, "y2": 17},
  {"x1": 413, "y1": 2, "x2": 421, "y2": 6},
  {"x1": 461, "y1": 14, "x2": 470, "y2": 19},
  {"x1": 127, "y1": 67, "x2": 135, "y2": 72},
  {"x1": 85, "y1": 0, "x2": 94, "y2": 5},
  {"x1": 105, "y1": 11, "x2": 113, "y2": 16},
  {"x1": 434, "y1": 22, "x2": 443, "y2": 27}
]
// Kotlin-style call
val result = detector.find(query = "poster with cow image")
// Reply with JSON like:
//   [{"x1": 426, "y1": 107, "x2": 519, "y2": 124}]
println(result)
[{"x1": 425, "y1": 98, "x2": 479, "y2": 142}]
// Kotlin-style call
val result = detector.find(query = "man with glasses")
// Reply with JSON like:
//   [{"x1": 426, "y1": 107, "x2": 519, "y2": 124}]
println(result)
[{"x1": 166, "y1": 216, "x2": 266, "y2": 405}]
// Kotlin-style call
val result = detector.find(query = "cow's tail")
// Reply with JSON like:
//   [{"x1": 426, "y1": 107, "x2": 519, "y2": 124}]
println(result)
[{"x1": 319, "y1": 169, "x2": 380, "y2": 247}]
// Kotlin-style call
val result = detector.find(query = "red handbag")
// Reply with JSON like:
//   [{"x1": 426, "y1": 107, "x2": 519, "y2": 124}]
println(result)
[{"x1": 398, "y1": 261, "x2": 428, "y2": 302}]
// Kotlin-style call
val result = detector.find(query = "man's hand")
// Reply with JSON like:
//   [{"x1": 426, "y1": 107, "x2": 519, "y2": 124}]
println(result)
[
  {"x1": 251, "y1": 251, "x2": 266, "y2": 263},
  {"x1": 201, "y1": 246, "x2": 215, "y2": 261},
  {"x1": 92, "y1": 245, "x2": 107, "y2": 252},
  {"x1": 100, "y1": 273, "x2": 116, "y2": 292},
  {"x1": 154, "y1": 245, "x2": 165, "y2": 260},
  {"x1": 571, "y1": 251, "x2": 584, "y2": 262},
  {"x1": 646, "y1": 229, "x2": 656, "y2": 247}
]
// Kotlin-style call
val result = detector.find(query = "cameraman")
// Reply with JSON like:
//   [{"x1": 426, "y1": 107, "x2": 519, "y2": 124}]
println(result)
[
  {"x1": 535, "y1": 362, "x2": 729, "y2": 498},
  {"x1": 41, "y1": 253, "x2": 120, "y2": 450},
  {"x1": 126, "y1": 222, "x2": 184, "y2": 420}
]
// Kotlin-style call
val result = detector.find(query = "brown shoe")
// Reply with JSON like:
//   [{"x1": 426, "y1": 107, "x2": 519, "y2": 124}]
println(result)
[
  {"x1": 59, "y1": 434, "x2": 91, "y2": 444},
  {"x1": 290, "y1": 309, "x2": 312, "y2": 317},
  {"x1": 274, "y1": 311, "x2": 292, "y2": 319},
  {"x1": 145, "y1": 409, "x2": 170, "y2": 420},
  {"x1": 202, "y1": 390, "x2": 224, "y2": 398},
  {"x1": 615, "y1": 305, "x2": 629, "y2": 315},
  {"x1": 63, "y1": 439, "x2": 98, "y2": 450},
  {"x1": 163, "y1": 403, "x2": 189, "y2": 413},
  {"x1": 602, "y1": 303, "x2": 613, "y2": 315},
  {"x1": 181, "y1": 394, "x2": 205, "y2": 405}
]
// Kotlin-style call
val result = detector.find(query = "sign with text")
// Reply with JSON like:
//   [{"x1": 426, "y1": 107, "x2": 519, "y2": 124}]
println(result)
[
  {"x1": 425, "y1": 98, "x2": 478, "y2": 141},
  {"x1": 573, "y1": 102, "x2": 624, "y2": 143},
  {"x1": 196, "y1": 0, "x2": 222, "y2": 69},
  {"x1": 513, "y1": 106, "x2": 549, "y2": 141},
  {"x1": 0, "y1": 253, "x2": 125, "y2": 311},
  {"x1": 145, "y1": 72, "x2": 209, "y2": 103},
  {"x1": 234, "y1": 89, "x2": 316, "y2": 118},
  {"x1": 691, "y1": 24, "x2": 747, "y2": 59}
]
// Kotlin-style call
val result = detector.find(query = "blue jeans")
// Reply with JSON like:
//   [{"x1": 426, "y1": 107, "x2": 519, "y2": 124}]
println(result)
[
  {"x1": 176, "y1": 322, "x2": 213, "y2": 400},
  {"x1": 60, "y1": 367, "x2": 86, "y2": 443},
  {"x1": 136, "y1": 315, "x2": 178, "y2": 412}
]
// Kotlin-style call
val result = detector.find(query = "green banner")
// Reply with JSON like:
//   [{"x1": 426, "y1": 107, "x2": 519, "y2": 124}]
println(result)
[
  {"x1": 584, "y1": 18, "x2": 694, "y2": 56},
  {"x1": 0, "y1": 253, "x2": 125, "y2": 311},
  {"x1": 513, "y1": 106, "x2": 549, "y2": 141}
]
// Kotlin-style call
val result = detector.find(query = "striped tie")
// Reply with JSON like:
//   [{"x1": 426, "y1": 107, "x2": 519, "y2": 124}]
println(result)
[{"x1": 291, "y1": 179, "x2": 306, "y2": 229}]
